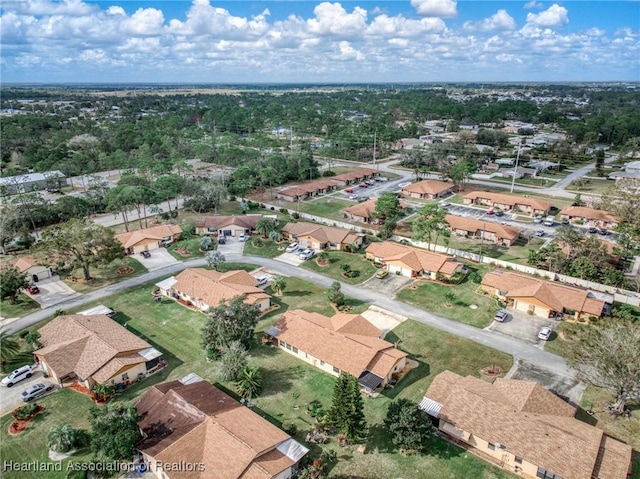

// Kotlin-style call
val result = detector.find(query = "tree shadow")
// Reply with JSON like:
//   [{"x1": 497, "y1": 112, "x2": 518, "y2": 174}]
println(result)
[
  {"x1": 380, "y1": 360, "x2": 430, "y2": 401},
  {"x1": 285, "y1": 290, "x2": 313, "y2": 297},
  {"x1": 2, "y1": 351, "x2": 36, "y2": 373},
  {"x1": 574, "y1": 406, "x2": 598, "y2": 426}
]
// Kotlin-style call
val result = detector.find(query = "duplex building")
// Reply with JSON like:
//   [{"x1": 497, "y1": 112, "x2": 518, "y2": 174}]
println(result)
[
  {"x1": 330, "y1": 168, "x2": 380, "y2": 185},
  {"x1": 115, "y1": 224, "x2": 182, "y2": 255},
  {"x1": 282, "y1": 222, "x2": 364, "y2": 251},
  {"x1": 35, "y1": 314, "x2": 163, "y2": 389},
  {"x1": 559, "y1": 206, "x2": 619, "y2": 228},
  {"x1": 401, "y1": 179, "x2": 454, "y2": 199},
  {"x1": 420, "y1": 371, "x2": 632, "y2": 479},
  {"x1": 276, "y1": 180, "x2": 338, "y2": 202},
  {"x1": 195, "y1": 214, "x2": 265, "y2": 236},
  {"x1": 365, "y1": 241, "x2": 464, "y2": 280},
  {"x1": 344, "y1": 198, "x2": 410, "y2": 224},
  {"x1": 136, "y1": 377, "x2": 308, "y2": 479},
  {"x1": 155, "y1": 268, "x2": 271, "y2": 312},
  {"x1": 480, "y1": 270, "x2": 612, "y2": 320},
  {"x1": 463, "y1": 191, "x2": 551, "y2": 217},
  {"x1": 445, "y1": 215, "x2": 521, "y2": 247},
  {"x1": 268, "y1": 309, "x2": 408, "y2": 393}
]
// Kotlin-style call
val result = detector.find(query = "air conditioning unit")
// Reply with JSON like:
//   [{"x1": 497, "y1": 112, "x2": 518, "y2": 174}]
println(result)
[{"x1": 495, "y1": 443, "x2": 502, "y2": 449}]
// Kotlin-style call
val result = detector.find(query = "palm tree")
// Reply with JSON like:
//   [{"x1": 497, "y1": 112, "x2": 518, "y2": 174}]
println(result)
[
  {"x1": 47, "y1": 424, "x2": 77, "y2": 453},
  {"x1": 271, "y1": 277, "x2": 286, "y2": 297},
  {"x1": 317, "y1": 251, "x2": 329, "y2": 266},
  {"x1": 236, "y1": 365, "x2": 263, "y2": 401},
  {"x1": 0, "y1": 328, "x2": 20, "y2": 363},
  {"x1": 255, "y1": 217, "x2": 276, "y2": 238}
]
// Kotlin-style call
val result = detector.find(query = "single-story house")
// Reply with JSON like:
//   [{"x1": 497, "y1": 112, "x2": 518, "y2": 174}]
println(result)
[
  {"x1": 445, "y1": 215, "x2": 521, "y2": 247},
  {"x1": 420, "y1": 371, "x2": 632, "y2": 479},
  {"x1": 9, "y1": 255, "x2": 54, "y2": 282},
  {"x1": 195, "y1": 214, "x2": 266, "y2": 236},
  {"x1": 0, "y1": 170, "x2": 68, "y2": 195},
  {"x1": 365, "y1": 241, "x2": 464, "y2": 280},
  {"x1": 480, "y1": 270, "x2": 612, "y2": 320},
  {"x1": 34, "y1": 314, "x2": 163, "y2": 389},
  {"x1": 500, "y1": 166, "x2": 538, "y2": 179},
  {"x1": 344, "y1": 198, "x2": 410, "y2": 224},
  {"x1": 276, "y1": 180, "x2": 339, "y2": 202},
  {"x1": 559, "y1": 206, "x2": 619, "y2": 228},
  {"x1": 115, "y1": 224, "x2": 182, "y2": 254},
  {"x1": 156, "y1": 268, "x2": 271, "y2": 312},
  {"x1": 401, "y1": 179, "x2": 454, "y2": 199},
  {"x1": 608, "y1": 160, "x2": 640, "y2": 181},
  {"x1": 136, "y1": 377, "x2": 308, "y2": 479},
  {"x1": 270, "y1": 309, "x2": 408, "y2": 392},
  {"x1": 331, "y1": 168, "x2": 380, "y2": 185},
  {"x1": 463, "y1": 191, "x2": 552, "y2": 217},
  {"x1": 281, "y1": 222, "x2": 364, "y2": 251}
]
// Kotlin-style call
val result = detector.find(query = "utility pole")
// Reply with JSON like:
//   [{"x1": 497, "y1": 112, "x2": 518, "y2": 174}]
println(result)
[
  {"x1": 373, "y1": 131, "x2": 378, "y2": 170},
  {"x1": 479, "y1": 222, "x2": 486, "y2": 261},
  {"x1": 510, "y1": 142, "x2": 522, "y2": 193}
]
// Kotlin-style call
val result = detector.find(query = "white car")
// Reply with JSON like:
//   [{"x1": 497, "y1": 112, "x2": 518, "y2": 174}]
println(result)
[
  {"x1": 537, "y1": 327, "x2": 552, "y2": 341},
  {"x1": 2, "y1": 365, "x2": 33, "y2": 387},
  {"x1": 398, "y1": 182, "x2": 411, "y2": 188},
  {"x1": 297, "y1": 249, "x2": 315, "y2": 260},
  {"x1": 20, "y1": 381, "x2": 54, "y2": 402},
  {"x1": 348, "y1": 195, "x2": 359, "y2": 200},
  {"x1": 238, "y1": 233, "x2": 247, "y2": 242},
  {"x1": 255, "y1": 275, "x2": 268, "y2": 286},
  {"x1": 493, "y1": 310, "x2": 508, "y2": 322},
  {"x1": 286, "y1": 243, "x2": 299, "y2": 253},
  {"x1": 439, "y1": 201, "x2": 450, "y2": 207},
  {"x1": 535, "y1": 230, "x2": 545, "y2": 237}
]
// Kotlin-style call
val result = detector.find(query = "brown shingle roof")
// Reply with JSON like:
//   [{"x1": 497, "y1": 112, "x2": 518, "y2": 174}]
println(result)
[
  {"x1": 344, "y1": 198, "x2": 409, "y2": 221},
  {"x1": 282, "y1": 222, "x2": 362, "y2": 246},
  {"x1": 115, "y1": 224, "x2": 182, "y2": 249},
  {"x1": 275, "y1": 309, "x2": 406, "y2": 379},
  {"x1": 464, "y1": 191, "x2": 551, "y2": 211},
  {"x1": 559, "y1": 206, "x2": 618, "y2": 223},
  {"x1": 401, "y1": 179, "x2": 453, "y2": 196},
  {"x1": 365, "y1": 241, "x2": 460, "y2": 275},
  {"x1": 9, "y1": 255, "x2": 40, "y2": 273},
  {"x1": 194, "y1": 214, "x2": 264, "y2": 230},
  {"x1": 35, "y1": 315, "x2": 151, "y2": 383},
  {"x1": 171, "y1": 268, "x2": 270, "y2": 310},
  {"x1": 481, "y1": 270, "x2": 606, "y2": 316},
  {"x1": 424, "y1": 372, "x2": 632, "y2": 479},
  {"x1": 445, "y1": 214, "x2": 521, "y2": 242},
  {"x1": 136, "y1": 381, "x2": 302, "y2": 479},
  {"x1": 332, "y1": 168, "x2": 378, "y2": 182},
  {"x1": 278, "y1": 179, "x2": 338, "y2": 197}
]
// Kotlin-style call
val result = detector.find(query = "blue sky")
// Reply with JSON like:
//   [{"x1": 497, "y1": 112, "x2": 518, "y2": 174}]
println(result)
[{"x1": 1, "y1": 0, "x2": 639, "y2": 83}]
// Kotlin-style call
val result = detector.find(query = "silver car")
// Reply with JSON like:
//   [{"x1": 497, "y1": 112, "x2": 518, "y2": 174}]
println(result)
[
  {"x1": 537, "y1": 327, "x2": 552, "y2": 341},
  {"x1": 20, "y1": 381, "x2": 54, "y2": 402}
]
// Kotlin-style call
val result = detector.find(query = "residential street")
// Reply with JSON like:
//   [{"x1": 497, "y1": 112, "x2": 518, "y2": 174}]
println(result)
[{"x1": 5, "y1": 254, "x2": 575, "y2": 382}]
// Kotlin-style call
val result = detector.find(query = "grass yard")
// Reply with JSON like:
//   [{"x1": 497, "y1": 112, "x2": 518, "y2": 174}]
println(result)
[
  {"x1": 0, "y1": 294, "x2": 40, "y2": 318},
  {"x1": 167, "y1": 236, "x2": 206, "y2": 261},
  {"x1": 566, "y1": 178, "x2": 615, "y2": 195},
  {"x1": 243, "y1": 237, "x2": 286, "y2": 258},
  {"x1": 396, "y1": 265, "x2": 499, "y2": 328},
  {"x1": 0, "y1": 388, "x2": 95, "y2": 479},
  {"x1": 60, "y1": 257, "x2": 147, "y2": 294},
  {"x1": 298, "y1": 197, "x2": 353, "y2": 221},
  {"x1": 302, "y1": 251, "x2": 378, "y2": 285}
]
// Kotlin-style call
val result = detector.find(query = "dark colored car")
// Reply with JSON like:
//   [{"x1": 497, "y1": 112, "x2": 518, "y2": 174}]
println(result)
[
  {"x1": 140, "y1": 251, "x2": 151, "y2": 258},
  {"x1": 588, "y1": 227, "x2": 598, "y2": 234}
]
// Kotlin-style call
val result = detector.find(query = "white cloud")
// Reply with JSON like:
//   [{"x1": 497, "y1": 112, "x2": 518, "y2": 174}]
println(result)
[
  {"x1": 2, "y1": 0, "x2": 96, "y2": 16},
  {"x1": 367, "y1": 14, "x2": 445, "y2": 37},
  {"x1": 122, "y1": 8, "x2": 164, "y2": 36},
  {"x1": 335, "y1": 40, "x2": 365, "y2": 60},
  {"x1": 463, "y1": 9, "x2": 515, "y2": 32},
  {"x1": 411, "y1": 0, "x2": 457, "y2": 18},
  {"x1": 526, "y1": 4, "x2": 569, "y2": 27},
  {"x1": 524, "y1": 1, "x2": 544, "y2": 9},
  {"x1": 306, "y1": 3, "x2": 368, "y2": 36}
]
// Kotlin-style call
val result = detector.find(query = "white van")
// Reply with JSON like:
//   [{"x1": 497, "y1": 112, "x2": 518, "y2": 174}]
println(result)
[{"x1": 543, "y1": 216, "x2": 555, "y2": 227}]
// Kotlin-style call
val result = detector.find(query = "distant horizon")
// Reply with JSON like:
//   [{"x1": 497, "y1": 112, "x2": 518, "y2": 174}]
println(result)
[{"x1": 1, "y1": 0, "x2": 638, "y2": 83}]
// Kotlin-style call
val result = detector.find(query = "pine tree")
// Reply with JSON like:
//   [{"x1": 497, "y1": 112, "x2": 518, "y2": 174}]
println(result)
[
  {"x1": 325, "y1": 373, "x2": 351, "y2": 430},
  {"x1": 344, "y1": 375, "x2": 367, "y2": 442}
]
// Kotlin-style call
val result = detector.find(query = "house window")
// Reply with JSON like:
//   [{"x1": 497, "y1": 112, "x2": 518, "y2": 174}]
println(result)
[
  {"x1": 305, "y1": 353, "x2": 309, "y2": 359},
  {"x1": 279, "y1": 340, "x2": 285, "y2": 347},
  {"x1": 333, "y1": 366, "x2": 340, "y2": 374},
  {"x1": 536, "y1": 468, "x2": 561, "y2": 479},
  {"x1": 285, "y1": 343, "x2": 292, "y2": 351},
  {"x1": 122, "y1": 373, "x2": 129, "y2": 381},
  {"x1": 488, "y1": 443, "x2": 496, "y2": 451},
  {"x1": 515, "y1": 457, "x2": 523, "y2": 464},
  {"x1": 292, "y1": 347, "x2": 298, "y2": 353},
  {"x1": 320, "y1": 360, "x2": 325, "y2": 366}
]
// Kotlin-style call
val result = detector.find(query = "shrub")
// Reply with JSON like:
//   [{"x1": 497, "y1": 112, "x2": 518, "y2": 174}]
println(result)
[
  {"x1": 292, "y1": 212, "x2": 300, "y2": 219},
  {"x1": 270, "y1": 206, "x2": 275, "y2": 211},
  {"x1": 279, "y1": 208, "x2": 288, "y2": 214},
  {"x1": 14, "y1": 403, "x2": 38, "y2": 420},
  {"x1": 282, "y1": 423, "x2": 298, "y2": 435},
  {"x1": 322, "y1": 170, "x2": 336, "y2": 177},
  {"x1": 252, "y1": 237, "x2": 264, "y2": 247}
]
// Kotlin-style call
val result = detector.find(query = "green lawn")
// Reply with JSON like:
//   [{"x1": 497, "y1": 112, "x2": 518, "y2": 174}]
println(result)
[
  {"x1": 566, "y1": 178, "x2": 615, "y2": 195},
  {"x1": 396, "y1": 265, "x2": 499, "y2": 328},
  {"x1": 60, "y1": 257, "x2": 147, "y2": 294},
  {"x1": 167, "y1": 236, "x2": 206, "y2": 261},
  {"x1": 298, "y1": 198, "x2": 353, "y2": 221},
  {"x1": 243, "y1": 237, "x2": 286, "y2": 258},
  {"x1": 302, "y1": 251, "x2": 378, "y2": 284},
  {"x1": 0, "y1": 294, "x2": 40, "y2": 318}
]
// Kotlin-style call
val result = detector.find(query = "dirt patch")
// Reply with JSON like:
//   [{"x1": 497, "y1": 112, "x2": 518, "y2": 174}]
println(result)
[
  {"x1": 8, "y1": 404, "x2": 46, "y2": 435},
  {"x1": 174, "y1": 248, "x2": 191, "y2": 257},
  {"x1": 115, "y1": 266, "x2": 134, "y2": 276}
]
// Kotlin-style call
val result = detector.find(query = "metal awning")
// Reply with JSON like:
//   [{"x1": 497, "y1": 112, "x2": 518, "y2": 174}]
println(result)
[
  {"x1": 155, "y1": 277, "x2": 177, "y2": 291},
  {"x1": 139, "y1": 347, "x2": 163, "y2": 361},
  {"x1": 78, "y1": 304, "x2": 115, "y2": 317},
  {"x1": 358, "y1": 371, "x2": 383, "y2": 391},
  {"x1": 264, "y1": 326, "x2": 281, "y2": 337},
  {"x1": 179, "y1": 373, "x2": 204, "y2": 385},
  {"x1": 418, "y1": 397, "x2": 443, "y2": 418}
]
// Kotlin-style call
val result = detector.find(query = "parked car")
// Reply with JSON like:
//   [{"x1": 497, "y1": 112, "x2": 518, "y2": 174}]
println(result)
[
  {"x1": 357, "y1": 196, "x2": 370, "y2": 202},
  {"x1": 358, "y1": 183, "x2": 368, "y2": 188},
  {"x1": 537, "y1": 327, "x2": 552, "y2": 341},
  {"x1": 375, "y1": 269, "x2": 389, "y2": 279},
  {"x1": 1, "y1": 365, "x2": 33, "y2": 387},
  {"x1": 26, "y1": 284, "x2": 40, "y2": 294},
  {"x1": 297, "y1": 249, "x2": 315, "y2": 260},
  {"x1": 348, "y1": 194, "x2": 359, "y2": 200},
  {"x1": 495, "y1": 211, "x2": 504, "y2": 217},
  {"x1": 598, "y1": 228, "x2": 609, "y2": 235},
  {"x1": 533, "y1": 217, "x2": 543, "y2": 224},
  {"x1": 561, "y1": 219, "x2": 570, "y2": 225},
  {"x1": 588, "y1": 227, "x2": 598, "y2": 234},
  {"x1": 375, "y1": 177, "x2": 389, "y2": 182},
  {"x1": 286, "y1": 243, "x2": 299, "y2": 253},
  {"x1": 535, "y1": 230, "x2": 545, "y2": 237},
  {"x1": 217, "y1": 235, "x2": 226, "y2": 244},
  {"x1": 485, "y1": 210, "x2": 494, "y2": 216},
  {"x1": 238, "y1": 233, "x2": 247, "y2": 242},
  {"x1": 255, "y1": 275, "x2": 268, "y2": 286},
  {"x1": 21, "y1": 381, "x2": 54, "y2": 402},
  {"x1": 493, "y1": 310, "x2": 508, "y2": 322},
  {"x1": 344, "y1": 188, "x2": 354, "y2": 194},
  {"x1": 365, "y1": 180, "x2": 375, "y2": 185},
  {"x1": 438, "y1": 201, "x2": 450, "y2": 207},
  {"x1": 140, "y1": 250, "x2": 151, "y2": 258}
]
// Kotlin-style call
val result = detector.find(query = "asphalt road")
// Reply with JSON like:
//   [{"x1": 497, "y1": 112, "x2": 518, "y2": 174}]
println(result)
[{"x1": 6, "y1": 253, "x2": 575, "y2": 381}]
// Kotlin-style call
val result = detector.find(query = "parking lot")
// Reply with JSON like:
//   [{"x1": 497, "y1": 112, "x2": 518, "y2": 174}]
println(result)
[{"x1": 486, "y1": 307, "x2": 558, "y2": 346}]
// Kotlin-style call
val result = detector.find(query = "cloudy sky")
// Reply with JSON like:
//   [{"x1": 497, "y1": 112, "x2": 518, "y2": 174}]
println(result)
[{"x1": 1, "y1": 0, "x2": 638, "y2": 83}]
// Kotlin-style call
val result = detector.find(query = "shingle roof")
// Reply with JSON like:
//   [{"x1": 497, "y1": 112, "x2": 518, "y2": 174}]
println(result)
[
  {"x1": 559, "y1": 206, "x2": 619, "y2": 223},
  {"x1": 332, "y1": 168, "x2": 378, "y2": 182},
  {"x1": 464, "y1": 191, "x2": 552, "y2": 211},
  {"x1": 115, "y1": 224, "x2": 182, "y2": 249},
  {"x1": 275, "y1": 309, "x2": 407, "y2": 379},
  {"x1": 365, "y1": 241, "x2": 460, "y2": 275},
  {"x1": 282, "y1": 222, "x2": 362, "y2": 246},
  {"x1": 136, "y1": 380, "x2": 306, "y2": 479},
  {"x1": 170, "y1": 268, "x2": 270, "y2": 310},
  {"x1": 344, "y1": 198, "x2": 409, "y2": 220},
  {"x1": 445, "y1": 215, "x2": 521, "y2": 242},
  {"x1": 401, "y1": 179, "x2": 453, "y2": 196},
  {"x1": 9, "y1": 255, "x2": 40, "y2": 273},
  {"x1": 194, "y1": 214, "x2": 263, "y2": 230},
  {"x1": 278, "y1": 179, "x2": 338, "y2": 197},
  {"x1": 481, "y1": 270, "x2": 606, "y2": 316},
  {"x1": 35, "y1": 315, "x2": 151, "y2": 383},
  {"x1": 424, "y1": 372, "x2": 632, "y2": 479}
]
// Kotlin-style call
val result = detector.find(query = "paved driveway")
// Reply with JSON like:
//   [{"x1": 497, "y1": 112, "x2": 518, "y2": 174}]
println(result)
[
  {"x1": 274, "y1": 251, "x2": 305, "y2": 266},
  {"x1": 486, "y1": 308, "x2": 558, "y2": 346},
  {"x1": 24, "y1": 277, "x2": 80, "y2": 309},
  {"x1": 217, "y1": 236, "x2": 245, "y2": 256},
  {"x1": 135, "y1": 249, "x2": 179, "y2": 271},
  {"x1": 507, "y1": 359, "x2": 586, "y2": 406},
  {"x1": 0, "y1": 365, "x2": 56, "y2": 416},
  {"x1": 361, "y1": 274, "x2": 413, "y2": 297}
]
